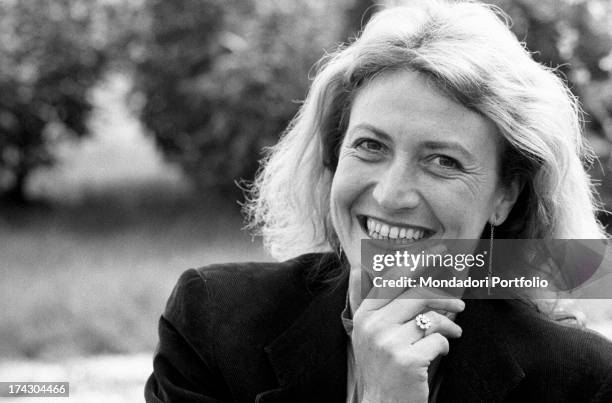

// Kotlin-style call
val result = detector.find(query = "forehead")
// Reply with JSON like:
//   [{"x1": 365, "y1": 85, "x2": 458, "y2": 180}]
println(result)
[{"x1": 348, "y1": 70, "x2": 500, "y2": 150}]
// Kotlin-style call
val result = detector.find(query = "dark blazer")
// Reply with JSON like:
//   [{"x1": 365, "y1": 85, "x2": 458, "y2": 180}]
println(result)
[{"x1": 145, "y1": 253, "x2": 612, "y2": 403}]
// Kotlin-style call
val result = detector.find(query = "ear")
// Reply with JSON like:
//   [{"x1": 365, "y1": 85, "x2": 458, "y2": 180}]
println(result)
[{"x1": 491, "y1": 179, "x2": 522, "y2": 225}]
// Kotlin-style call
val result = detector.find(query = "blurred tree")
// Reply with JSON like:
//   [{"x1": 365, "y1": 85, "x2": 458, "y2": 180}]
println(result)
[
  {"x1": 132, "y1": 0, "x2": 230, "y2": 194},
  {"x1": 489, "y1": 0, "x2": 612, "y2": 142},
  {"x1": 134, "y1": 0, "x2": 611, "y2": 197},
  {"x1": 0, "y1": 0, "x2": 108, "y2": 204},
  {"x1": 133, "y1": 0, "x2": 353, "y2": 197}
]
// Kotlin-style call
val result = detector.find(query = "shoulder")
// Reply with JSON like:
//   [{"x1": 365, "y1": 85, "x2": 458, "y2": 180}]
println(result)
[
  {"x1": 166, "y1": 252, "x2": 337, "y2": 311},
  {"x1": 163, "y1": 252, "x2": 342, "y2": 342},
  {"x1": 493, "y1": 300, "x2": 612, "y2": 395},
  {"x1": 451, "y1": 299, "x2": 612, "y2": 402},
  {"x1": 499, "y1": 300, "x2": 612, "y2": 361},
  {"x1": 148, "y1": 252, "x2": 346, "y2": 402}
]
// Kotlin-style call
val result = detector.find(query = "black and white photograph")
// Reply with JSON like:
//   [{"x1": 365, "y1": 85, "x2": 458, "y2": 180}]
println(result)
[{"x1": 1, "y1": 0, "x2": 612, "y2": 402}]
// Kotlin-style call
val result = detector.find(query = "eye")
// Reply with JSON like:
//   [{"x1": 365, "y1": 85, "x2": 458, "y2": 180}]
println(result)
[
  {"x1": 355, "y1": 138, "x2": 386, "y2": 153},
  {"x1": 431, "y1": 155, "x2": 463, "y2": 170}
]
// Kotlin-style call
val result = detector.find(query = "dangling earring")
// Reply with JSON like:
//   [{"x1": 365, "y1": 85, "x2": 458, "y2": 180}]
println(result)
[{"x1": 488, "y1": 218, "x2": 496, "y2": 295}]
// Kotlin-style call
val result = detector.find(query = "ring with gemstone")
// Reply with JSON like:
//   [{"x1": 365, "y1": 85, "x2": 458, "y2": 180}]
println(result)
[{"x1": 415, "y1": 313, "x2": 431, "y2": 332}]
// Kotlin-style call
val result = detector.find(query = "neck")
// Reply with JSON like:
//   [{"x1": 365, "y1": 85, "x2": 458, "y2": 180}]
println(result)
[{"x1": 348, "y1": 267, "x2": 368, "y2": 317}]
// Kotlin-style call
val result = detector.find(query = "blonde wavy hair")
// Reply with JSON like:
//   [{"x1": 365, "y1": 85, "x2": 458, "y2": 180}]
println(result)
[{"x1": 245, "y1": 0, "x2": 607, "y2": 262}]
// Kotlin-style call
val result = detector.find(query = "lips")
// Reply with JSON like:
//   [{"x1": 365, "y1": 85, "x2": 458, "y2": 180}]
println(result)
[{"x1": 364, "y1": 216, "x2": 433, "y2": 241}]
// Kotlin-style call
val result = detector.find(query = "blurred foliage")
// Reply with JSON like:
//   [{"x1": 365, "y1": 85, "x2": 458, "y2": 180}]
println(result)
[
  {"x1": 0, "y1": 0, "x2": 113, "y2": 203},
  {"x1": 133, "y1": 0, "x2": 353, "y2": 196},
  {"x1": 0, "y1": 0, "x2": 611, "y2": 202},
  {"x1": 489, "y1": 0, "x2": 612, "y2": 146},
  {"x1": 133, "y1": 0, "x2": 612, "y2": 197}
]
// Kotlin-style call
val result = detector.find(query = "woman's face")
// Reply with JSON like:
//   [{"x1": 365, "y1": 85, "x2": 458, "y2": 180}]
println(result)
[{"x1": 330, "y1": 70, "x2": 518, "y2": 268}]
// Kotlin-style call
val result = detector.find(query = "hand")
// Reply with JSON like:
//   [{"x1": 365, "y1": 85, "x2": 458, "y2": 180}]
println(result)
[{"x1": 353, "y1": 282, "x2": 465, "y2": 403}]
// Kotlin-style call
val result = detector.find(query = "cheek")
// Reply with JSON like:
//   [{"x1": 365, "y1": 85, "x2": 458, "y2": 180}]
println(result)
[
  {"x1": 330, "y1": 156, "x2": 373, "y2": 233},
  {"x1": 423, "y1": 176, "x2": 498, "y2": 232},
  {"x1": 330, "y1": 161, "x2": 359, "y2": 220}
]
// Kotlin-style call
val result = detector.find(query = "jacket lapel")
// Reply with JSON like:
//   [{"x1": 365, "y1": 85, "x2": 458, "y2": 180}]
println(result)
[
  {"x1": 438, "y1": 299, "x2": 525, "y2": 403},
  {"x1": 260, "y1": 273, "x2": 349, "y2": 403},
  {"x1": 258, "y1": 259, "x2": 526, "y2": 403}
]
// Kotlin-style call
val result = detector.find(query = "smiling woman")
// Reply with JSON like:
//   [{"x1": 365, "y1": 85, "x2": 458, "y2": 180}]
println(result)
[
  {"x1": 145, "y1": 1, "x2": 612, "y2": 402},
  {"x1": 331, "y1": 70, "x2": 520, "y2": 313}
]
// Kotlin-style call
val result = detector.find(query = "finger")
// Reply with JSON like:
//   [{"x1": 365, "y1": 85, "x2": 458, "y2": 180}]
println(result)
[
  {"x1": 361, "y1": 243, "x2": 448, "y2": 310},
  {"x1": 410, "y1": 332, "x2": 451, "y2": 362},
  {"x1": 373, "y1": 288, "x2": 465, "y2": 323},
  {"x1": 407, "y1": 311, "x2": 462, "y2": 342},
  {"x1": 381, "y1": 311, "x2": 462, "y2": 346},
  {"x1": 353, "y1": 298, "x2": 464, "y2": 339},
  {"x1": 358, "y1": 284, "x2": 464, "y2": 326}
]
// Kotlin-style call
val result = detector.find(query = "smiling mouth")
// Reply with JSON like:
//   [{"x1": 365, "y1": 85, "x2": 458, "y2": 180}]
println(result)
[{"x1": 359, "y1": 215, "x2": 435, "y2": 242}]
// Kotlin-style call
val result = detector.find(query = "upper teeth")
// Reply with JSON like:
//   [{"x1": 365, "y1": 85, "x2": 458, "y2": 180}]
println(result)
[{"x1": 366, "y1": 217, "x2": 427, "y2": 241}]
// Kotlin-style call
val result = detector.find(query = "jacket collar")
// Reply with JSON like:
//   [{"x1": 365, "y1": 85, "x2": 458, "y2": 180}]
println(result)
[
  {"x1": 260, "y1": 253, "x2": 526, "y2": 402},
  {"x1": 262, "y1": 255, "x2": 349, "y2": 402}
]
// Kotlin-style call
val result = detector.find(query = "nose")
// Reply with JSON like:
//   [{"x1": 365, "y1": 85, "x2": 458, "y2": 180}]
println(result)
[{"x1": 372, "y1": 160, "x2": 421, "y2": 211}]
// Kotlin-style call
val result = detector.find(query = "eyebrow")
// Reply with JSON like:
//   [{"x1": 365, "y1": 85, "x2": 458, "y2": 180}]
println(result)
[
  {"x1": 348, "y1": 123, "x2": 477, "y2": 162},
  {"x1": 347, "y1": 124, "x2": 394, "y2": 143},
  {"x1": 422, "y1": 141, "x2": 476, "y2": 163}
]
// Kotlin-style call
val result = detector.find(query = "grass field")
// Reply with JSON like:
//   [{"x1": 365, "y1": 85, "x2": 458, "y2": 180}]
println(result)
[{"x1": 0, "y1": 186, "x2": 267, "y2": 360}]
